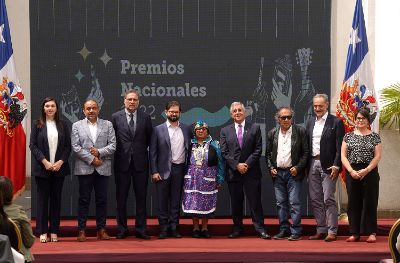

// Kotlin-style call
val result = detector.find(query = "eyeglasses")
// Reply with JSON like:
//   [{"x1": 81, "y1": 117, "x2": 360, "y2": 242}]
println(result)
[
  {"x1": 356, "y1": 117, "x2": 366, "y2": 121},
  {"x1": 195, "y1": 127, "x2": 207, "y2": 131},
  {"x1": 279, "y1": 116, "x2": 292, "y2": 121}
]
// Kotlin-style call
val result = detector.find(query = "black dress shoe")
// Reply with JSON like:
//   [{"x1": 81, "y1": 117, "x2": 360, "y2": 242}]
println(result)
[
  {"x1": 136, "y1": 232, "x2": 151, "y2": 240},
  {"x1": 201, "y1": 229, "x2": 211, "y2": 238},
  {"x1": 228, "y1": 231, "x2": 241, "y2": 238},
  {"x1": 116, "y1": 231, "x2": 129, "y2": 239},
  {"x1": 259, "y1": 232, "x2": 271, "y2": 240},
  {"x1": 192, "y1": 230, "x2": 201, "y2": 238},
  {"x1": 288, "y1": 234, "x2": 301, "y2": 241},
  {"x1": 273, "y1": 230, "x2": 291, "y2": 240},
  {"x1": 158, "y1": 231, "x2": 168, "y2": 239},
  {"x1": 170, "y1": 230, "x2": 182, "y2": 238}
]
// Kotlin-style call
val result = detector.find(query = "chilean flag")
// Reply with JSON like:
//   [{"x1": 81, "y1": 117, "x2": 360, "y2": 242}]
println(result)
[
  {"x1": 0, "y1": 0, "x2": 27, "y2": 195},
  {"x1": 336, "y1": 0, "x2": 378, "y2": 134}
]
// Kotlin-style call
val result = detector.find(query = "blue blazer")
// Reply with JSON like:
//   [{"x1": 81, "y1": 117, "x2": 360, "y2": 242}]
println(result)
[
  {"x1": 149, "y1": 122, "x2": 192, "y2": 179},
  {"x1": 29, "y1": 120, "x2": 71, "y2": 178},
  {"x1": 111, "y1": 109, "x2": 153, "y2": 173}
]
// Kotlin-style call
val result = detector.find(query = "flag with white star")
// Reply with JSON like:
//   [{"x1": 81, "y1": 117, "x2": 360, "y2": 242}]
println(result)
[
  {"x1": 336, "y1": 0, "x2": 378, "y2": 133},
  {"x1": 0, "y1": 0, "x2": 27, "y2": 195}
]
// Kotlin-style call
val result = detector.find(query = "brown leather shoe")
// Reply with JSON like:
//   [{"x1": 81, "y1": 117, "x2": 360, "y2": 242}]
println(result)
[
  {"x1": 324, "y1": 234, "x2": 337, "y2": 242},
  {"x1": 77, "y1": 230, "x2": 86, "y2": 242},
  {"x1": 308, "y1": 233, "x2": 327, "y2": 240},
  {"x1": 97, "y1": 229, "x2": 111, "y2": 240}
]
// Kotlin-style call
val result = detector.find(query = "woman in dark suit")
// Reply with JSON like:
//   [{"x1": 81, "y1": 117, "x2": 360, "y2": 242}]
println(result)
[{"x1": 29, "y1": 97, "x2": 71, "y2": 243}]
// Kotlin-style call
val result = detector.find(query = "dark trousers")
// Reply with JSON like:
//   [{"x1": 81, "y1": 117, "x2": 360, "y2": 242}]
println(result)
[
  {"x1": 346, "y1": 163, "x2": 379, "y2": 235},
  {"x1": 228, "y1": 177, "x2": 265, "y2": 234},
  {"x1": 35, "y1": 176, "x2": 65, "y2": 235},
  {"x1": 155, "y1": 163, "x2": 185, "y2": 232},
  {"x1": 77, "y1": 171, "x2": 109, "y2": 230},
  {"x1": 115, "y1": 157, "x2": 149, "y2": 235}
]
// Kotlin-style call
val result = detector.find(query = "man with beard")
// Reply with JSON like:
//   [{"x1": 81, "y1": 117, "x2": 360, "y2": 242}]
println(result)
[{"x1": 149, "y1": 101, "x2": 192, "y2": 239}]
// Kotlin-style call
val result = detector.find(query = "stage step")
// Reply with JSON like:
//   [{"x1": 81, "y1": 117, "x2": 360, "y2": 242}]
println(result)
[{"x1": 31, "y1": 218, "x2": 395, "y2": 237}]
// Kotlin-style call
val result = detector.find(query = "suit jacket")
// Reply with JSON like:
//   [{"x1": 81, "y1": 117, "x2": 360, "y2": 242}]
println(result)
[
  {"x1": 71, "y1": 118, "x2": 116, "y2": 176},
  {"x1": 29, "y1": 120, "x2": 71, "y2": 178},
  {"x1": 266, "y1": 124, "x2": 309, "y2": 180},
  {"x1": 111, "y1": 109, "x2": 152, "y2": 173},
  {"x1": 149, "y1": 122, "x2": 192, "y2": 179},
  {"x1": 220, "y1": 121, "x2": 262, "y2": 182},
  {"x1": 306, "y1": 114, "x2": 344, "y2": 173}
]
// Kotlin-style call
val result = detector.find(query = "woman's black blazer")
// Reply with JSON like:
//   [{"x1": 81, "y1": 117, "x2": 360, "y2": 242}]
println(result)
[{"x1": 29, "y1": 120, "x2": 71, "y2": 178}]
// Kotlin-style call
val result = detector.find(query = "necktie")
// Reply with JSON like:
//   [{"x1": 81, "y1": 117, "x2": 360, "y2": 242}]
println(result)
[
  {"x1": 238, "y1": 124, "x2": 243, "y2": 148},
  {"x1": 129, "y1": 113, "x2": 135, "y2": 137}
]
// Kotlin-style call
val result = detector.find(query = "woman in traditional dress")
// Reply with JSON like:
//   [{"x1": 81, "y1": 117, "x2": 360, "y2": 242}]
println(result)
[{"x1": 182, "y1": 121, "x2": 225, "y2": 238}]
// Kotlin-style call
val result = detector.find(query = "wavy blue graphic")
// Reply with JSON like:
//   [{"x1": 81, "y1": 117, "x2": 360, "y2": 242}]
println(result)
[{"x1": 161, "y1": 106, "x2": 231, "y2": 127}]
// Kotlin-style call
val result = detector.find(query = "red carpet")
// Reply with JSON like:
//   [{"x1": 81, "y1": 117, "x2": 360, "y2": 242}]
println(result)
[{"x1": 30, "y1": 218, "x2": 394, "y2": 262}]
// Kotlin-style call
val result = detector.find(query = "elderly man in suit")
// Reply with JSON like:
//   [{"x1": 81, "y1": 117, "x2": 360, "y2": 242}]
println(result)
[
  {"x1": 111, "y1": 90, "x2": 153, "y2": 240},
  {"x1": 266, "y1": 107, "x2": 309, "y2": 241},
  {"x1": 71, "y1": 99, "x2": 116, "y2": 242},
  {"x1": 150, "y1": 101, "x2": 192, "y2": 239},
  {"x1": 220, "y1": 102, "x2": 270, "y2": 239},
  {"x1": 306, "y1": 94, "x2": 344, "y2": 242}
]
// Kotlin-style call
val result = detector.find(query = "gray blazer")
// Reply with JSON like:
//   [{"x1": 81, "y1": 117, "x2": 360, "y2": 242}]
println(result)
[{"x1": 71, "y1": 118, "x2": 116, "y2": 176}]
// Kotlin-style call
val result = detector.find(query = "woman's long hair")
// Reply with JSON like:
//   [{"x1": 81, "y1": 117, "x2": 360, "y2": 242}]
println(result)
[{"x1": 36, "y1": 97, "x2": 61, "y2": 129}]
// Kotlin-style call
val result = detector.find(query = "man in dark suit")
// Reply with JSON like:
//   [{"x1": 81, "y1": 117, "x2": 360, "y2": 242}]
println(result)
[
  {"x1": 306, "y1": 94, "x2": 344, "y2": 242},
  {"x1": 220, "y1": 102, "x2": 270, "y2": 239},
  {"x1": 111, "y1": 90, "x2": 153, "y2": 240},
  {"x1": 149, "y1": 101, "x2": 192, "y2": 239},
  {"x1": 266, "y1": 107, "x2": 309, "y2": 241}
]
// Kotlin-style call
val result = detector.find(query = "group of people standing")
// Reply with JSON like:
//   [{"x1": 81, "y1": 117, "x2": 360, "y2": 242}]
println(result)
[{"x1": 28, "y1": 90, "x2": 382, "y2": 245}]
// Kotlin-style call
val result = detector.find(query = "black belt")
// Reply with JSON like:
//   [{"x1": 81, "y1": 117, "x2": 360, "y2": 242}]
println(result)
[
  {"x1": 277, "y1": 167, "x2": 290, "y2": 171},
  {"x1": 312, "y1": 155, "x2": 320, "y2": 160},
  {"x1": 172, "y1": 163, "x2": 185, "y2": 166}
]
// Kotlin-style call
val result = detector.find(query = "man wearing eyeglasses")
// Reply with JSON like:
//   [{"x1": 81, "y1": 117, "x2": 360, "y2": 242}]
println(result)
[
  {"x1": 266, "y1": 107, "x2": 309, "y2": 241},
  {"x1": 149, "y1": 101, "x2": 192, "y2": 239},
  {"x1": 306, "y1": 94, "x2": 344, "y2": 242},
  {"x1": 111, "y1": 90, "x2": 153, "y2": 240}
]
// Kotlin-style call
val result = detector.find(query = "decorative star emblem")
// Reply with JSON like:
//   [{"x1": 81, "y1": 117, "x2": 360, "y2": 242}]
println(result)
[
  {"x1": 99, "y1": 49, "x2": 112, "y2": 67},
  {"x1": 349, "y1": 26, "x2": 361, "y2": 54},
  {"x1": 0, "y1": 24, "x2": 5, "y2": 43},
  {"x1": 77, "y1": 43, "x2": 92, "y2": 61},
  {"x1": 75, "y1": 70, "x2": 85, "y2": 82}
]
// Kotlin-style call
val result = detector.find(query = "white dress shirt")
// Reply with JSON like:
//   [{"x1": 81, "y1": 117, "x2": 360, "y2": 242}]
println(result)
[
  {"x1": 46, "y1": 120, "x2": 58, "y2": 164},
  {"x1": 167, "y1": 120, "x2": 185, "y2": 164},
  {"x1": 277, "y1": 126, "x2": 292, "y2": 168},
  {"x1": 87, "y1": 119, "x2": 98, "y2": 143},
  {"x1": 312, "y1": 112, "x2": 328, "y2": 156}
]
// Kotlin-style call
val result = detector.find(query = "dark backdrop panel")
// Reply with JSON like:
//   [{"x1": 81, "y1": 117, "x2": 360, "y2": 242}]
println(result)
[{"x1": 30, "y1": 0, "x2": 331, "y2": 218}]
